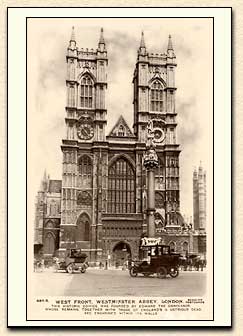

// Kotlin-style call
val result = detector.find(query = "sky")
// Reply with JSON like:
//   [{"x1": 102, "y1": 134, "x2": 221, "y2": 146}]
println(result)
[{"x1": 28, "y1": 18, "x2": 213, "y2": 223}]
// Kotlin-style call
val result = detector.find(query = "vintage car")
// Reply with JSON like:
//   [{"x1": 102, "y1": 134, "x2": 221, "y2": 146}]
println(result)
[
  {"x1": 53, "y1": 249, "x2": 88, "y2": 274},
  {"x1": 129, "y1": 238, "x2": 181, "y2": 279}
]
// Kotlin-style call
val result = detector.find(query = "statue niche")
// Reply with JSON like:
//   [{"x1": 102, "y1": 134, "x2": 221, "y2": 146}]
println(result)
[{"x1": 77, "y1": 191, "x2": 92, "y2": 207}]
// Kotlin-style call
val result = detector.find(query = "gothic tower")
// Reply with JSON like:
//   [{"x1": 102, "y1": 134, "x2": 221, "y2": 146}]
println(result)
[
  {"x1": 60, "y1": 27, "x2": 108, "y2": 258},
  {"x1": 193, "y1": 163, "x2": 207, "y2": 231},
  {"x1": 133, "y1": 33, "x2": 180, "y2": 227},
  {"x1": 65, "y1": 26, "x2": 107, "y2": 142}
]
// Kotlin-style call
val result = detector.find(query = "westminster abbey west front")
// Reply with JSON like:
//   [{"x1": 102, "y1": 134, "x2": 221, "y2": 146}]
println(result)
[{"x1": 34, "y1": 27, "x2": 206, "y2": 264}]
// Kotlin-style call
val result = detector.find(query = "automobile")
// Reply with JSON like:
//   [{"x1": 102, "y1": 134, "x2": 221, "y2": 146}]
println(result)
[
  {"x1": 129, "y1": 238, "x2": 182, "y2": 279},
  {"x1": 53, "y1": 249, "x2": 88, "y2": 274}
]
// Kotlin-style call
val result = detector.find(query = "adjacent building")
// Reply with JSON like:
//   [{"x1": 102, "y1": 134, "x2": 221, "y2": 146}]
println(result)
[
  {"x1": 192, "y1": 164, "x2": 207, "y2": 255},
  {"x1": 193, "y1": 164, "x2": 207, "y2": 231}
]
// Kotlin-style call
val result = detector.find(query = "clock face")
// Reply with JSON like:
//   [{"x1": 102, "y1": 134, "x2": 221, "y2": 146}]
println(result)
[
  {"x1": 77, "y1": 123, "x2": 94, "y2": 140},
  {"x1": 154, "y1": 128, "x2": 165, "y2": 143}
]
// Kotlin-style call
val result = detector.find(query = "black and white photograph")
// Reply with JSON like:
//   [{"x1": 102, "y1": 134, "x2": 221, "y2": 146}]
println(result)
[
  {"x1": 29, "y1": 16, "x2": 212, "y2": 315},
  {"x1": 7, "y1": 7, "x2": 231, "y2": 327}
]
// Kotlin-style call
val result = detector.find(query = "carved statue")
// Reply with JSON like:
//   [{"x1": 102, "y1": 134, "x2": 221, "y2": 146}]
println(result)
[
  {"x1": 147, "y1": 119, "x2": 155, "y2": 149},
  {"x1": 143, "y1": 119, "x2": 159, "y2": 170}
]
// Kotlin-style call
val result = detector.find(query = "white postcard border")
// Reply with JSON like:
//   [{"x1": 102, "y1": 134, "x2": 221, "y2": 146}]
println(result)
[{"x1": 7, "y1": 6, "x2": 231, "y2": 327}]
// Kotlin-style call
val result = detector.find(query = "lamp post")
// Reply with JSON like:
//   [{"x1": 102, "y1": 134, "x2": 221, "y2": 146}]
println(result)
[{"x1": 143, "y1": 120, "x2": 159, "y2": 238}]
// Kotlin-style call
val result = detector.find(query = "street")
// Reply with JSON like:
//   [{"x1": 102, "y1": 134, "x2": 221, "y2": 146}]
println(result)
[{"x1": 32, "y1": 268, "x2": 206, "y2": 297}]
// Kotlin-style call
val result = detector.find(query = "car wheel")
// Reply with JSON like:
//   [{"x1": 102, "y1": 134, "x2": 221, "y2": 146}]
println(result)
[
  {"x1": 129, "y1": 266, "x2": 138, "y2": 277},
  {"x1": 81, "y1": 267, "x2": 86, "y2": 273},
  {"x1": 169, "y1": 267, "x2": 179, "y2": 278},
  {"x1": 66, "y1": 264, "x2": 73, "y2": 274},
  {"x1": 157, "y1": 266, "x2": 167, "y2": 279}
]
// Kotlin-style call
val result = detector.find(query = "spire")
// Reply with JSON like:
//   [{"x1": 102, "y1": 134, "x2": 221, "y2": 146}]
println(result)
[
  {"x1": 99, "y1": 27, "x2": 105, "y2": 44},
  {"x1": 140, "y1": 31, "x2": 146, "y2": 48},
  {"x1": 138, "y1": 31, "x2": 146, "y2": 55},
  {"x1": 41, "y1": 169, "x2": 48, "y2": 192},
  {"x1": 70, "y1": 26, "x2": 75, "y2": 42},
  {"x1": 98, "y1": 27, "x2": 106, "y2": 52},
  {"x1": 167, "y1": 34, "x2": 173, "y2": 51},
  {"x1": 68, "y1": 26, "x2": 77, "y2": 51},
  {"x1": 167, "y1": 34, "x2": 176, "y2": 59}
]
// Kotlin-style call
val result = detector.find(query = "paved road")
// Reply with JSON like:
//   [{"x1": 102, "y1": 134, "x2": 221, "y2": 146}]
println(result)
[{"x1": 32, "y1": 268, "x2": 206, "y2": 297}]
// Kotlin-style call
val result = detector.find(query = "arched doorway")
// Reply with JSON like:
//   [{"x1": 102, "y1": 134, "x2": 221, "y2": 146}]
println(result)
[
  {"x1": 76, "y1": 213, "x2": 90, "y2": 242},
  {"x1": 112, "y1": 242, "x2": 131, "y2": 267},
  {"x1": 182, "y1": 241, "x2": 189, "y2": 256},
  {"x1": 43, "y1": 232, "x2": 55, "y2": 255}
]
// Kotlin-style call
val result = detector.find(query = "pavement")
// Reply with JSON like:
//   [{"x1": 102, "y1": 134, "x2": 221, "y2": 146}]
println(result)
[{"x1": 32, "y1": 267, "x2": 207, "y2": 297}]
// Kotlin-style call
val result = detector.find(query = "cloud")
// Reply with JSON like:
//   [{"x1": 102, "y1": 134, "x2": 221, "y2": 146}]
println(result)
[
  {"x1": 177, "y1": 98, "x2": 202, "y2": 148},
  {"x1": 38, "y1": 32, "x2": 66, "y2": 89},
  {"x1": 174, "y1": 35, "x2": 192, "y2": 58},
  {"x1": 108, "y1": 31, "x2": 138, "y2": 53}
]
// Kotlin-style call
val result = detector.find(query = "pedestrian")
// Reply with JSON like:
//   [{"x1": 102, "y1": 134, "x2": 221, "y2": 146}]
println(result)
[{"x1": 128, "y1": 257, "x2": 132, "y2": 270}]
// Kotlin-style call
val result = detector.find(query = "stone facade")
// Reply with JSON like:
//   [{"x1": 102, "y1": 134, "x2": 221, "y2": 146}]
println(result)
[{"x1": 34, "y1": 28, "x2": 206, "y2": 263}]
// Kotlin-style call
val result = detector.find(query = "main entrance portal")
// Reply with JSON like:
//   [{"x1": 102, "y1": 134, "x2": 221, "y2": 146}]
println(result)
[{"x1": 112, "y1": 242, "x2": 131, "y2": 267}]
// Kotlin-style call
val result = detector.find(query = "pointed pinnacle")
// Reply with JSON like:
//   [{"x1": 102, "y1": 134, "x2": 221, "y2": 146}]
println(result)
[
  {"x1": 70, "y1": 26, "x2": 75, "y2": 41},
  {"x1": 99, "y1": 27, "x2": 105, "y2": 44},
  {"x1": 140, "y1": 31, "x2": 146, "y2": 48},
  {"x1": 167, "y1": 34, "x2": 174, "y2": 51}
]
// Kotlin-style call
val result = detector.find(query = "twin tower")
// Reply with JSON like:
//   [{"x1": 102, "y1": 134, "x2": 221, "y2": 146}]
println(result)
[
  {"x1": 60, "y1": 27, "x2": 181, "y2": 260},
  {"x1": 65, "y1": 27, "x2": 177, "y2": 144}
]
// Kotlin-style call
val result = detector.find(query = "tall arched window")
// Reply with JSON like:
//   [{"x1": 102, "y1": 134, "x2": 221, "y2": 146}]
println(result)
[
  {"x1": 44, "y1": 232, "x2": 55, "y2": 255},
  {"x1": 80, "y1": 75, "x2": 93, "y2": 108},
  {"x1": 76, "y1": 213, "x2": 90, "y2": 241},
  {"x1": 68, "y1": 86, "x2": 75, "y2": 107},
  {"x1": 155, "y1": 157, "x2": 164, "y2": 176},
  {"x1": 108, "y1": 158, "x2": 135, "y2": 213},
  {"x1": 150, "y1": 80, "x2": 164, "y2": 112},
  {"x1": 78, "y1": 155, "x2": 92, "y2": 187}
]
